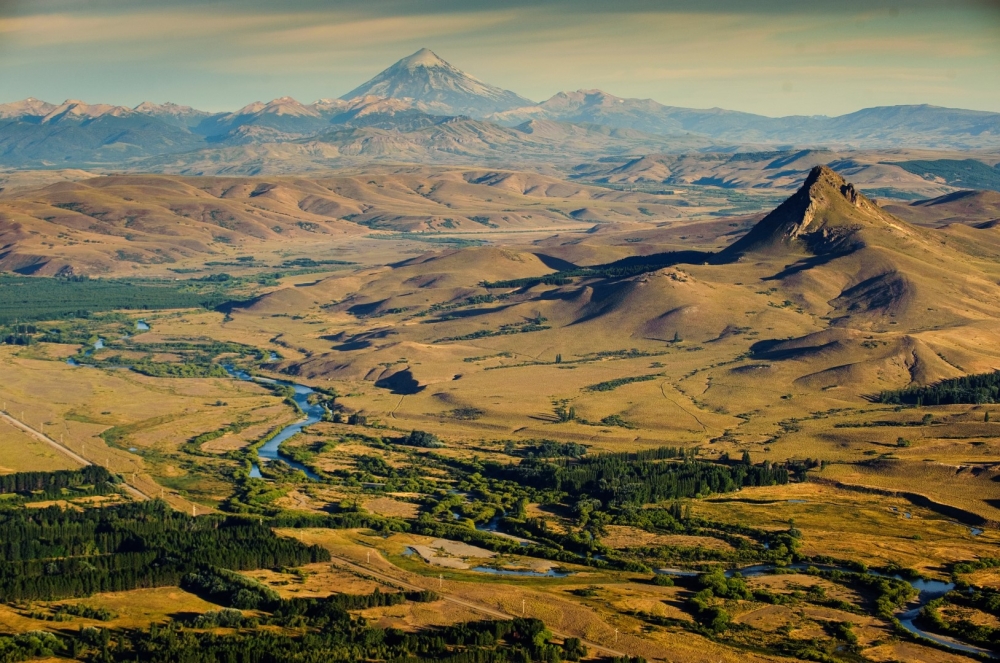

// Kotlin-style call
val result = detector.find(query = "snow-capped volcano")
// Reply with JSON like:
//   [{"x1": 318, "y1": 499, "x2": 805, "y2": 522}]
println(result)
[{"x1": 340, "y1": 48, "x2": 533, "y2": 117}]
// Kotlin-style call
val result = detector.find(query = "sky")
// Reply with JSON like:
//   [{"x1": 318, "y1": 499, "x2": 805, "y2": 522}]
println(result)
[{"x1": 1, "y1": 0, "x2": 999, "y2": 117}]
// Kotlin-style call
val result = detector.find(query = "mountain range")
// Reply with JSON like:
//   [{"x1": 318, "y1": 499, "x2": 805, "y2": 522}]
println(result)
[{"x1": 2, "y1": 49, "x2": 1000, "y2": 172}]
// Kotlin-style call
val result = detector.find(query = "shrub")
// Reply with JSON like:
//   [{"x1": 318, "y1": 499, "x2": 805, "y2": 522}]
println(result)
[{"x1": 402, "y1": 430, "x2": 444, "y2": 448}]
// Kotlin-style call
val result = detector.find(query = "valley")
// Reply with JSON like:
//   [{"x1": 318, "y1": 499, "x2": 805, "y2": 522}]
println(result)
[
  {"x1": 3, "y1": 26, "x2": 1000, "y2": 663},
  {"x1": 3, "y1": 162, "x2": 1000, "y2": 662}
]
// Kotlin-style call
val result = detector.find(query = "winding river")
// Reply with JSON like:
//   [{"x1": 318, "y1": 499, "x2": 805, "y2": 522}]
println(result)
[
  {"x1": 226, "y1": 368, "x2": 322, "y2": 480},
  {"x1": 659, "y1": 563, "x2": 995, "y2": 659},
  {"x1": 66, "y1": 351, "x2": 325, "y2": 478}
]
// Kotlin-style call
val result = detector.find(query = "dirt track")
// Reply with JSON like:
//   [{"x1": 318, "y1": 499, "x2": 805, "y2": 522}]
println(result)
[{"x1": 0, "y1": 410, "x2": 149, "y2": 501}]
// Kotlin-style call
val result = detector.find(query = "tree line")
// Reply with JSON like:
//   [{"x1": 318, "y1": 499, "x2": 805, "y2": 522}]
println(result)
[
  {"x1": 65, "y1": 614, "x2": 610, "y2": 663},
  {"x1": 0, "y1": 500, "x2": 328, "y2": 602},
  {"x1": 877, "y1": 370, "x2": 1000, "y2": 405},
  {"x1": 483, "y1": 447, "x2": 788, "y2": 507},
  {"x1": 0, "y1": 582, "x2": 632, "y2": 663},
  {"x1": 0, "y1": 275, "x2": 238, "y2": 325},
  {"x1": 0, "y1": 466, "x2": 115, "y2": 500}
]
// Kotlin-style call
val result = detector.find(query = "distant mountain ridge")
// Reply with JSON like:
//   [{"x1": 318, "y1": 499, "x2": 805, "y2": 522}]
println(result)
[
  {"x1": 2, "y1": 48, "x2": 1000, "y2": 170},
  {"x1": 490, "y1": 89, "x2": 1000, "y2": 149}
]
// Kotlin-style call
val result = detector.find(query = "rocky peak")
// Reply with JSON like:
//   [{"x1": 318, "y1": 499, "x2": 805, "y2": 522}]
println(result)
[{"x1": 721, "y1": 165, "x2": 915, "y2": 258}]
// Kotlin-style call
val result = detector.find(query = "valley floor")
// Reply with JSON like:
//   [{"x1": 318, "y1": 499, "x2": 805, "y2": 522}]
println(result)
[{"x1": 2, "y1": 166, "x2": 1000, "y2": 662}]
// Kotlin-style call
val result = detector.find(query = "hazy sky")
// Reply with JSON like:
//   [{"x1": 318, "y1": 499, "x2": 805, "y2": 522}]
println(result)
[{"x1": 1, "y1": 0, "x2": 999, "y2": 116}]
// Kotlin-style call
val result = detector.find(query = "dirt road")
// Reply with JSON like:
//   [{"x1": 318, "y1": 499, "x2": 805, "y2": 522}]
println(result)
[{"x1": 0, "y1": 410, "x2": 149, "y2": 501}]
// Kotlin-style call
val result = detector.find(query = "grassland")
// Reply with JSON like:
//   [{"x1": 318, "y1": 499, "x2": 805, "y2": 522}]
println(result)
[
  {"x1": 2, "y1": 166, "x2": 1000, "y2": 662},
  {"x1": 0, "y1": 422, "x2": 77, "y2": 474},
  {"x1": 0, "y1": 340, "x2": 295, "y2": 512}
]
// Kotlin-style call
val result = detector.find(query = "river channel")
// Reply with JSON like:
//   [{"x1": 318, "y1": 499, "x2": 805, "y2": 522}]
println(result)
[
  {"x1": 659, "y1": 563, "x2": 995, "y2": 658},
  {"x1": 225, "y1": 368, "x2": 322, "y2": 480}
]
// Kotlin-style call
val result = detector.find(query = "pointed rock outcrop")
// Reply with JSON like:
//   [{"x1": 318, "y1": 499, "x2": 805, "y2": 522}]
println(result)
[{"x1": 720, "y1": 165, "x2": 917, "y2": 258}]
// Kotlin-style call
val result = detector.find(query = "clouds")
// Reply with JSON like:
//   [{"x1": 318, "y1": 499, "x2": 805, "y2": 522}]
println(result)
[{"x1": 0, "y1": 0, "x2": 998, "y2": 115}]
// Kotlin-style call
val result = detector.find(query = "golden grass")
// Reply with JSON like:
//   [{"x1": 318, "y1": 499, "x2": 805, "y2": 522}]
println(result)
[
  {"x1": 357, "y1": 599, "x2": 482, "y2": 631},
  {"x1": 0, "y1": 421, "x2": 77, "y2": 473},
  {"x1": 363, "y1": 496, "x2": 420, "y2": 519},
  {"x1": 820, "y1": 460, "x2": 1000, "y2": 524},
  {"x1": 698, "y1": 482, "x2": 1000, "y2": 575},
  {"x1": 241, "y1": 563, "x2": 382, "y2": 599},
  {"x1": 964, "y1": 569, "x2": 1000, "y2": 589},
  {"x1": 0, "y1": 344, "x2": 292, "y2": 510},
  {"x1": 274, "y1": 526, "x2": 822, "y2": 662},
  {"x1": 600, "y1": 526, "x2": 734, "y2": 552},
  {"x1": 940, "y1": 605, "x2": 1000, "y2": 629},
  {"x1": 865, "y1": 642, "x2": 984, "y2": 663},
  {"x1": 0, "y1": 587, "x2": 219, "y2": 633}
]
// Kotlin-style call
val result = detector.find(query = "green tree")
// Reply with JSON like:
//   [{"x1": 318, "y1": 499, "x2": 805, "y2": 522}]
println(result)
[
  {"x1": 562, "y1": 638, "x2": 587, "y2": 661},
  {"x1": 513, "y1": 497, "x2": 528, "y2": 520}
]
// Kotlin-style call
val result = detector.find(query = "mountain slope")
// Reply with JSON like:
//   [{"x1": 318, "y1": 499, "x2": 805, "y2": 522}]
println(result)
[
  {"x1": 132, "y1": 102, "x2": 215, "y2": 129},
  {"x1": 196, "y1": 97, "x2": 328, "y2": 138},
  {"x1": 700, "y1": 165, "x2": 1000, "y2": 336},
  {"x1": 0, "y1": 98, "x2": 57, "y2": 120},
  {"x1": 0, "y1": 105, "x2": 206, "y2": 167},
  {"x1": 296, "y1": 165, "x2": 1000, "y2": 386},
  {"x1": 341, "y1": 49, "x2": 533, "y2": 117},
  {"x1": 135, "y1": 117, "x2": 714, "y2": 175},
  {"x1": 884, "y1": 190, "x2": 1000, "y2": 228},
  {"x1": 271, "y1": 192, "x2": 1000, "y2": 410}
]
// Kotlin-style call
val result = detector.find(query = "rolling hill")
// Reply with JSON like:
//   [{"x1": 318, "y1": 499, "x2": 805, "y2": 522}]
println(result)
[
  {"x1": 568, "y1": 149, "x2": 971, "y2": 200},
  {"x1": 260, "y1": 166, "x2": 1000, "y2": 407},
  {"x1": 884, "y1": 190, "x2": 1000, "y2": 228},
  {"x1": 0, "y1": 167, "x2": 688, "y2": 275}
]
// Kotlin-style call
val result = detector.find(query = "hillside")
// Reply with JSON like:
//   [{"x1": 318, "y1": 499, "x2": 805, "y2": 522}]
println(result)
[
  {"x1": 569, "y1": 149, "x2": 975, "y2": 200},
  {"x1": 0, "y1": 100, "x2": 205, "y2": 167},
  {"x1": 885, "y1": 190, "x2": 1000, "y2": 227},
  {"x1": 0, "y1": 168, "x2": 687, "y2": 275},
  {"x1": 719, "y1": 165, "x2": 918, "y2": 258},
  {"x1": 266, "y1": 166, "x2": 1000, "y2": 412},
  {"x1": 494, "y1": 91, "x2": 1000, "y2": 149}
]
